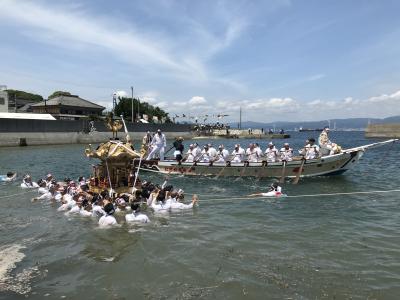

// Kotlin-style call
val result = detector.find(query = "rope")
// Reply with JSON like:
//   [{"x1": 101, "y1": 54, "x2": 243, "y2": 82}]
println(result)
[
  {"x1": 191, "y1": 189, "x2": 400, "y2": 203},
  {"x1": 0, "y1": 190, "x2": 36, "y2": 199}
]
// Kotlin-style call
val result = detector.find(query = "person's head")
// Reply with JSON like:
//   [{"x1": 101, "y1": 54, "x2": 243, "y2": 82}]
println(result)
[
  {"x1": 203, "y1": 145, "x2": 209, "y2": 150},
  {"x1": 104, "y1": 203, "x2": 115, "y2": 215},
  {"x1": 284, "y1": 143, "x2": 289, "y2": 149},
  {"x1": 268, "y1": 142, "x2": 274, "y2": 148},
  {"x1": 234, "y1": 144, "x2": 239, "y2": 150},
  {"x1": 248, "y1": 143, "x2": 254, "y2": 149},
  {"x1": 189, "y1": 144, "x2": 194, "y2": 149},
  {"x1": 24, "y1": 174, "x2": 32, "y2": 182},
  {"x1": 207, "y1": 143, "x2": 212, "y2": 148},
  {"x1": 324, "y1": 126, "x2": 330, "y2": 132},
  {"x1": 218, "y1": 145, "x2": 224, "y2": 151},
  {"x1": 131, "y1": 202, "x2": 140, "y2": 213},
  {"x1": 6, "y1": 172, "x2": 15, "y2": 178},
  {"x1": 309, "y1": 138, "x2": 315, "y2": 144},
  {"x1": 46, "y1": 174, "x2": 53, "y2": 181},
  {"x1": 170, "y1": 191, "x2": 178, "y2": 199},
  {"x1": 157, "y1": 129, "x2": 162, "y2": 135},
  {"x1": 178, "y1": 136, "x2": 184, "y2": 141}
]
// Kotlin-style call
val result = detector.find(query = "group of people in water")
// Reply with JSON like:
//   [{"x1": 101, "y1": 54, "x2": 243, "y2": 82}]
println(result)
[
  {"x1": 19, "y1": 173, "x2": 198, "y2": 228},
  {"x1": 140, "y1": 127, "x2": 339, "y2": 163}
]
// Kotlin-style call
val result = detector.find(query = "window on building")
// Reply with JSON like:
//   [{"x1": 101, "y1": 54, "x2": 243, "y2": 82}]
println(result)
[{"x1": 0, "y1": 97, "x2": 5, "y2": 105}]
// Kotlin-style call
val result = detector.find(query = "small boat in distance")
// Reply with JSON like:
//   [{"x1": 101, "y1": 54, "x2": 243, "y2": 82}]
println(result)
[{"x1": 299, "y1": 127, "x2": 323, "y2": 132}]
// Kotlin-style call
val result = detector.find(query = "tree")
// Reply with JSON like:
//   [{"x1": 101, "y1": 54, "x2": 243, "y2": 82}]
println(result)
[
  {"x1": 6, "y1": 89, "x2": 43, "y2": 102},
  {"x1": 48, "y1": 91, "x2": 72, "y2": 99},
  {"x1": 114, "y1": 97, "x2": 171, "y2": 123}
]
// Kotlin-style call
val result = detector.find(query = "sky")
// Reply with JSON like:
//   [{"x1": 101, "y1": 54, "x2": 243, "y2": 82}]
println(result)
[{"x1": 1, "y1": 0, "x2": 400, "y2": 123}]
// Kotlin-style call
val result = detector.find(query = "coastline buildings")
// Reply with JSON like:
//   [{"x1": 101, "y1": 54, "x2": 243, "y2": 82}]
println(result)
[
  {"x1": 31, "y1": 94, "x2": 105, "y2": 120},
  {"x1": 0, "y1": 86, "x2": 9, "y2": 113}
]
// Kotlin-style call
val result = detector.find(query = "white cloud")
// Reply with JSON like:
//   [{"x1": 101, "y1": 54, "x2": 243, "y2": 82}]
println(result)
[
  {"x1": 368, "y1": 90, "x2": 400, "y2": 103},
  {"x1": 188, "y1": 96, "x2": 207, "y2": 106}
]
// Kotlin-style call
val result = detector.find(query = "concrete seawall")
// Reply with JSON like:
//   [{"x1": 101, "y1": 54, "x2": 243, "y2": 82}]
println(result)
[
  {"x1": 0, "y1": 131, "x2": 193, "y2": 147},
  {"x1": 365, "y1": 123, "x2": 400, "y2": 138}
]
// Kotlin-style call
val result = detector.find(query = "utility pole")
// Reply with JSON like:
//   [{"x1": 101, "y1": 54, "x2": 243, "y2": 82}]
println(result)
[
  {"x1": 131, "y1": 86, "x2": 134, "y2": 123},
  {"x1": 14, "y1": 93, "x2": 17, "y2": 113},
  {"x1": 137, "y1": 94, "x2": 140, "y2": 123},
  {"x1": 239, "y1": 106, "x2": 242, "y2": 129}
]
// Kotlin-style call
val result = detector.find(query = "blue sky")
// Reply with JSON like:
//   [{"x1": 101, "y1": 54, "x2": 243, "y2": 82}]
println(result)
[{"x1": 1, "y1": 0, "x2": 400, "y2": 122}]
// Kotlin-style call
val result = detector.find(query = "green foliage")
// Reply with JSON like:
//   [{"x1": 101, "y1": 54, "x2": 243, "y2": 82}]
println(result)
[
  {"x1": 6, "y1": 89, "x2": 43, "y2": 102},
  {"x1": 114, "y1": 97, "x2": 171, "y2": 123},
  {"x1": 48, "y1": 91, "x2": 72, "y2": 99}
]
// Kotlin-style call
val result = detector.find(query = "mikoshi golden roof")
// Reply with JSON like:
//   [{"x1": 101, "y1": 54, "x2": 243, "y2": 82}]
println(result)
[{"x1": 85, "y1": 140, "x2": 141, "y2": 161}]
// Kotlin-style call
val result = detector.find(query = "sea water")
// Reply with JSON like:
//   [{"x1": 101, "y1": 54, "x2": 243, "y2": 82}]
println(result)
[{"x1": 0, "y1": 131, "x2": 399, "y2": 299}]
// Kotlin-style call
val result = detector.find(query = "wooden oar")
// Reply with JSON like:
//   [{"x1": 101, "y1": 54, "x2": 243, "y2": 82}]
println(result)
[
  {"x1": 292, "y1": 157, "x2": 305, "y2": 185},
  {"x1": 279, "y1": 160, "x2": 286, "y2": 183}
]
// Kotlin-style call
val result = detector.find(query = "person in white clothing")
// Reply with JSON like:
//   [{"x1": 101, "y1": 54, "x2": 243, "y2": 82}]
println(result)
[
  {"x1": 318, "y1": 127, "x2": 341, "y2": 156},
  {"x1": 192, "y1": 143, "x2": 202, "y2": 161},
  {"x1": 254, "y1": 143, "x2": 263, "y2": 158},
  {"x1": 170, "y1": 192, "x2": 198, "y2": 210},
  {"x1": 146, "y1": 129, "x2": 167, "y2": 160},
  {"x1": 98, "y1": 203, "x2": 118, "y2": 227},
  {"x1": 185, "y1": 144, "x2": 196, "y2": 162},
  {"x1": 125, "y1": 203, "x2": 150, "y2": 223},
  {"x1": 265, "y1": 142, "x2": 279, "y2": 162},
  {"x1": 304, "y1": 138, "x2": 320, "y2": 160},
  {"x1": 248, "y1": 182, "x2": 283, "y2": 197},
  {"x1": 231, "y1": 144, "x2": 245, "y2": 163},
  {"x1": 37, "y1": 180, "x2": 48, "y2": 195},
  {"x1": 91, "y1": 195, "x2": 106, "y2": 217},
  {"x1": 215, "y1": 145, "x2": 230, "y2": 163},
  {"x1": 246, "y1": 143, "x2": 259, "y2": 162},
  {"x1": 207, "y1": 144, "x2": 218, "y2": 160},
  {"x1": 21, "y1": 175, "x2": 39, "y2": 189},
  {"x1": 280, "y1": 143, "x2": 293, "y2": 161},
  {"x1": 200, "y1": 145, "x2": 211, "y2": 162},
  {"x1": 151, "y1": 190, "x2": 171, "y2": 212},
  {"x1": 1, "y1": 172, "x2": 16, "y2": 182}
]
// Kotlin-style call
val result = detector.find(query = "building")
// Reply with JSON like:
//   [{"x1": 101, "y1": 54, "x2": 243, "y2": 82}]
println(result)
[
  {"x1": 0, "y1": 86, "x2": 8, "y2": 113},
  {"x1": 31, "y1": 94, "x2": 105, "y2": 120}
]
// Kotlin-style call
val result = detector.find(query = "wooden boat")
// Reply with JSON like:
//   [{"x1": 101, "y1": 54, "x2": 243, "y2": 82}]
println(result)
[{"x1": 137, "y1": 139, "x2": 398, "y2": 178}]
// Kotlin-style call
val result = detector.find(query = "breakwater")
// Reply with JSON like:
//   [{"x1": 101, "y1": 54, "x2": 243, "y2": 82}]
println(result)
[
  {"x1": 365, "y1": 123, "x2": 400, "y2": 138},
  {"x1": 0, "y1": 118, "x2": 192, "y2": 147}
]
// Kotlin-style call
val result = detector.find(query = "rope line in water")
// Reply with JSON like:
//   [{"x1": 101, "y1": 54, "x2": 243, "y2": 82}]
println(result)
[{"x1": 190, "y1": 189, "x2": 400, "y2": 203}]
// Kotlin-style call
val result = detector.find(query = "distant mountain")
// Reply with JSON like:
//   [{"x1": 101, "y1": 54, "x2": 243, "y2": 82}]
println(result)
[{"x1": 228, "y1": 116, "x2": 400, "y2": 130}]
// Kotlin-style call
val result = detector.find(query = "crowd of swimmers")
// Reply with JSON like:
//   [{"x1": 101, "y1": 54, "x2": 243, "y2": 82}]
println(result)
[
  {"x1": 19, "y1": 173, "x2": 198, "y2": 228},
  {"x1": 141, "y1": 127, "x2": 340, "y2": 163}
]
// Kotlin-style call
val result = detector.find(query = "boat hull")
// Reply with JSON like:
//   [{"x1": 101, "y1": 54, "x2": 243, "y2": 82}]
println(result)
[{"x1": 139, "y1": 150, "x2": 364, "y2": 178}]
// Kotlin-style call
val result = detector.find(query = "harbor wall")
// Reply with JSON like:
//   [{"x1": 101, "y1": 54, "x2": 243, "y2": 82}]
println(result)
[
  {"x1": 0, "y1": 118, "x2": 193, "y2": 147},
  {"x1": 365, "y1": 123, "x2": 400, "y2": 138}
]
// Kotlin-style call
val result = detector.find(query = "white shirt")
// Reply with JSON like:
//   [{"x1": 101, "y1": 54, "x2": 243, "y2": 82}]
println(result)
[
  {"x1": 208, "y1": 147, "x2": 217, "y2": 159},
  {"x1": 37, "y1": 192, "x2": 53, "y2": 201},
  {"x1": 231, "y1": 148, "x2": 245, "y2": 162},
  {"x1": 193, "y1": 147, "x2": 202, "y2": 159},
  {"x1": 246, "y1": 148, "x2": 259, "y2": 162},
  {"x1": 265, "y1": 147, "x2": 279, "y2": 162},
  {"x1": 38, "y1": 187, "x2": 48, "y2": 194},
  {"x1": 21, "y1": 181, "x2": 39, "y2": 189},
  {"x1": 125, "y1": 212, "x2": 150, "y2": 223},
  {"x1": 92, "y1": 205, "x2": 106, "y2": 217},
  {"x1": 186, "y1": 148, "x2": 196, "y2": 162},
  {"x1": 151, "y1": 133, "x2": 166, "y2": 147},
  {"x1": 305, "y1": 144, "x2": 320, "y2": 159},
  {"x1": 280, "y1": 147, "x2": 293, "y2": 161},
  {"x1": 170, "y1": 202, "x2": 194, "y2": 210},
  {"x1": 66, "y1": 205, "x2": 80, "y2": 216},
  {"x1": 151, "y1": 200, "x2": 171, "y2": 212},
  {"x1": 215, "y1": 149, "x2": 229, "y2": 162},
  {"x1": 98, "y1": 215, "x2": 117, "y2": 227},
  {"x1": 255, "y1": 146, "x2": 263, "y2": 158},
  {"x1": 200, "y1": 149, "x2": 211, "y2": 162},
  {"x1": 80, "y1": 208, "x2": 92, "y2": 217}
]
